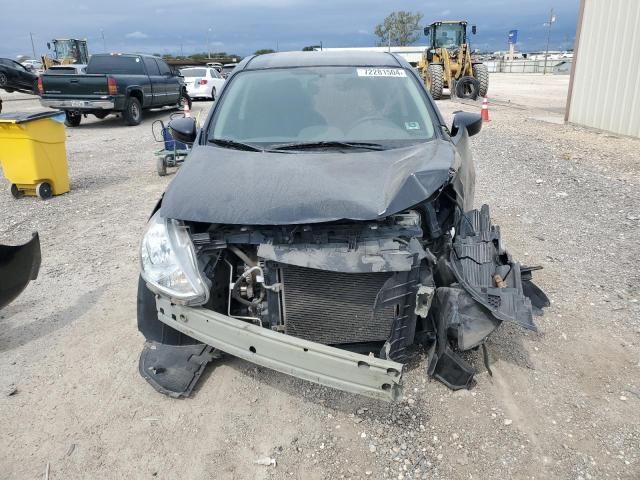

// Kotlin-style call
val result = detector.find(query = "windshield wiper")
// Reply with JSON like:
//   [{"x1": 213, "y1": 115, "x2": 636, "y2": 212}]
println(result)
[
  {"x1": 209, "y1": 138, "x2": 263, "y2": 152},
  {"x1": 271, "y1": 141, "x2": 385, "y2": 151}
]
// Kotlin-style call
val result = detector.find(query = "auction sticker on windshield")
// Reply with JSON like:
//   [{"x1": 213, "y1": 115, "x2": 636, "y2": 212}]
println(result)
[{"x1": 357, "y1": 68, "x2": 407, "y2": 77}]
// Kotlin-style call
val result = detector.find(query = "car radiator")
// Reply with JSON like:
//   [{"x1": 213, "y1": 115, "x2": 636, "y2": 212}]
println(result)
[{"x1": 281, "y1": 265, "x2": 396, "y2": 345}]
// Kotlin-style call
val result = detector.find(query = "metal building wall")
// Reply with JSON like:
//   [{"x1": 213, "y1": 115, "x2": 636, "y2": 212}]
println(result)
[{"x1": 566, "y1": 0, "x2": 640, "y2": 138}]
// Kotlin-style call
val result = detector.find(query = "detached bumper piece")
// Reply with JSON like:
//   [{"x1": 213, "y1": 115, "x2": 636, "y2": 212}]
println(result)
[
  {"x1": 155, "y1": 296, "x2": 404, "y2": 402},
  {"x1": 427, "y1": 205, "x2": 549, "y2": 389},
  {"x1": 0, "y1": 232, "x2": 41, "y2": 310}
]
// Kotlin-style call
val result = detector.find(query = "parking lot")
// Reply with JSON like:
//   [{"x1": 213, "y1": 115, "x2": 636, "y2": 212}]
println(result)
[{"x1": 1, "y1": 73, "x2": 639, "y2": 479}]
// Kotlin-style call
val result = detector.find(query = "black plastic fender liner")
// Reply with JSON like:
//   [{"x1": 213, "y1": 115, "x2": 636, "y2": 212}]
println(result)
[
  {"x1": 0, "y1": 232, "x2": 41, "y2": 310},
  {"x1": 139, "y1": 342, "x2": 220, "y2": 398}
]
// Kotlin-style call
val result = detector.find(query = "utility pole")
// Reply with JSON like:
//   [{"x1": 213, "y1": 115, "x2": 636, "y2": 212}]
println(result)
[
  {"x1": 207, "y1": 28, "x2": 212, "y2": 59},
  {"x1": 388, "y1": 29, "x2": 392, "y2": 52},
  {"x1": 29, "y1": 32, "x2": 36, "y2": 59},
  {"x1": 543, "y1": 7, "x2": 556, "y2": 75},
  {"x1": 180, "y1": 36, "x2": 184, "y2": 58},
  {"x1": 101, "y1": 30, "x2": 106, "y2": 52}
]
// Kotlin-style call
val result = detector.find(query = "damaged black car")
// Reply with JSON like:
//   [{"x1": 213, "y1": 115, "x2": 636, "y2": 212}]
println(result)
[{"x1": 137, "y1": 51, "x2": 548, "y2": 401}]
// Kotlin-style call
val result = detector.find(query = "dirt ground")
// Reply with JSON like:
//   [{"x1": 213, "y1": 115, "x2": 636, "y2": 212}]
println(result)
[{"x1": 1, "y1": 73, "x2": 638, "y2": 480}]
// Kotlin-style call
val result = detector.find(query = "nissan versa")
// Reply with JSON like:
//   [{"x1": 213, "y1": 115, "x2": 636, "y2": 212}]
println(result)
[{"x1": 136, "y1": 52, "x2": 548, "y2": 401}]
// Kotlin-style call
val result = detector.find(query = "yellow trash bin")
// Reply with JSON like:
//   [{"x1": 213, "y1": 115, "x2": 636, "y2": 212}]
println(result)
[{"x1": 0, "y1": 111, "x2": 70, "y2": 199}]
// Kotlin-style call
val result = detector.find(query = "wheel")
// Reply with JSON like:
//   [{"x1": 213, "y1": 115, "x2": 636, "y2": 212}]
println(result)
[
  {"x1": 0, "y1": 72, "x2": 8, "y2": 88},
  {"x1": 64, "y1": 111, "x2": 82, "y2": 127},
  {"x1": 94, "y1": 111, "x2": 109, "y2": 119},
  {"x1": 123, "y1": 96, "x2": 142, "y2": 125},
  {"x1": 10, "y1": 184, "x2": 24, "y2": 199},
  {"x1": 473, "y1": 64, "x2": 489, "y2": 98},
  {"x1": 211, "y1": 87, "x2": 217, "y2": 101},
  {"x1": 36, "y1": 182, "x2": 53, "y2": 200},
  {"x1": 177, "y1": 91, "x2": 192, "y2": 111},
  {"x1": 156, "y1": 156, "x2": 167, "y2": 176},
  {"x1": 426, "y1": 64, "x2": 444, "y2": 100},
  {"x1": 455, "y1": 76, "x2": 480, "y2": 100}
]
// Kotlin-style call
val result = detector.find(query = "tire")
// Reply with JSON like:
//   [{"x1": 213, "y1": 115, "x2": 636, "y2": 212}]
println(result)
[
  {"x1": 10, "y1": 184, "x2": 24, "y2": 199},
  {"x1": 177, "y1": 91, "x2": 192, "y2": 111},
  {"x1": 211, "y1": 87, "x2": 217, "y2": 101},
  {"x1": 0, "y1": 72, "x2": 7, "y2": 88},
  {"x1": 36, "y1": 182, "x2": 53, "y2": 200},
  {"x1": 64, "y1": 111, "x2": 82, "y2": 127},
  {"x1": 94, "y1": 111, "x2": 109, "y2": 119},
  {"x1": 455, "y1": 76, "x2": 481, "y2": 100},
  {"x1": 123, "y1": 96, "x2": 142, "y2": 126},
  {"x1": 473, "y1": 64, "x2": 489, "y2": 98},
  {"x1": 156, "y1": 156, "x2": 167, "y2": 176},
  {"x1": 426, "y1": 64, "x2": 444, "y2": 100}
]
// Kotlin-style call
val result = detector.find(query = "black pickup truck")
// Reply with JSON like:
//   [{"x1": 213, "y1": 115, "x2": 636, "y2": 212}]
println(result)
[{"x1": 39, "y1": 53, "x2": 190, "y2": 126}]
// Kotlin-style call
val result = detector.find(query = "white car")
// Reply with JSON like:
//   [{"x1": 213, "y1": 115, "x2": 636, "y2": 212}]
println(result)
[{"x1": 180, "y1": 67, "x2": 225, "y2": 101}]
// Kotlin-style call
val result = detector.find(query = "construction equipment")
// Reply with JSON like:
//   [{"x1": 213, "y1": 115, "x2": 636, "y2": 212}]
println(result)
[
  {"x1": 418, "y1": 21, "x2": 488, "y2": 100},
  {"x1": 41, "y1": 39, "x2": 89, "y2": 70}
]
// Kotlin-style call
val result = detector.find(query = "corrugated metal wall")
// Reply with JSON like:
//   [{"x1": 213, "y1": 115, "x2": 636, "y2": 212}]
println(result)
[{"x1": 567, "y1": 0, "x2": 640, "y2": 138}]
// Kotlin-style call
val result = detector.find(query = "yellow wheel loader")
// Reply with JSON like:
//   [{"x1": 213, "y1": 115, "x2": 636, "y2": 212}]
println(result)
[
  {"x1": 418, "y1": 21, "x2": 488, "y2": 100},
  {"x1": 41, "y1": 39, "x2": 89, "y2": 70}
]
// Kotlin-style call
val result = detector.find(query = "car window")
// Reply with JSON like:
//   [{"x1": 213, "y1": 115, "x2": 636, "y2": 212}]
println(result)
[
  {"x1": 156, "y1": 59, "x2": 172, "y2": 76},
  {"x1": 209, "y1": 69, "x2": 218, "y2": 78},
  {"x1": 210, "y1": 66, "x2": 435, "y2": 149},
  {"x1": 11, "y1": 60, "x2": 28, "y2": 72},
  {"x1": 87, "y1": 55, "x2": 145, "y2": 74},
  {"x1": 182, "y1": 68, "x2": 206, "y2": 77},
  {"x1": 143, "y1": 57, "x2": 161, "y2": 76}
]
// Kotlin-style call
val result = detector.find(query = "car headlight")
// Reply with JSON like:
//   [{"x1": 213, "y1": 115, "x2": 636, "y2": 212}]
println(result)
[{"x1": 140, "y1": 212, "x2": 209, "y2": 305}]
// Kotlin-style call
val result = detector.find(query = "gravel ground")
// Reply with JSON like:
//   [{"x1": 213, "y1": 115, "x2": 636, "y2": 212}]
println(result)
[{"x1": 0, "y1": 75, "x2": 639, "y2": 480}]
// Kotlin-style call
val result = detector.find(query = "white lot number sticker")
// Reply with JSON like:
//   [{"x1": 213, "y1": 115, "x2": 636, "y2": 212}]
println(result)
[{"x1": 357, "y1": 68, "x2": 407, "y2": 77}]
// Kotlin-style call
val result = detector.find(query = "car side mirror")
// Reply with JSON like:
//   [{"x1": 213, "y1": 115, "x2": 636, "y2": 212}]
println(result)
[
  {"x1": 169, "y1": 117, "x2": 197, "y2": 144},
  {"x1": 450, "y1": 112, "x2": 482, "y2": 137},
  {"x1": 472, "y1": 25, "x2": 477, "y2": 35},
  {"x1": 424, "y1": 27, "x2": 430, "y2": 36}
]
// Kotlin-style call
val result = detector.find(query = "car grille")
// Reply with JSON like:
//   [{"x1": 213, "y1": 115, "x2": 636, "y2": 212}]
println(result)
[{"x1": 281, "y1": 265, "x2": 396, "y2": 345}]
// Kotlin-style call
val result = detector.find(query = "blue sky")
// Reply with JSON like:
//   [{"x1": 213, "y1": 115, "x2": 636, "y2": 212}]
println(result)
[{"x1": 0, "y1": 0, "x2": 578, "y2": 59}]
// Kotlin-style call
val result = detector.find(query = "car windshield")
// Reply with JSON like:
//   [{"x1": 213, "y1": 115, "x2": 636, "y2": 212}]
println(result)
[
  {"x1": 209, "y1": 66, "x2": 436, "y2": 149},
  {"x1": 182, "y1": 68, "x2": 206, "y2": 77}
]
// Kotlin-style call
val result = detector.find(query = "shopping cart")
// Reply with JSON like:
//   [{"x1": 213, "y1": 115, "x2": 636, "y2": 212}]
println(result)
[{"x1": 152, "y1": 112, "x2": 191, "y2": 176}]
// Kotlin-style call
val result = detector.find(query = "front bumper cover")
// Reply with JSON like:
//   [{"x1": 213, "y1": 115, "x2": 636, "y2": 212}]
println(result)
[{"x1": 154, "y1": 296, "x2": 404, "y2": 401}]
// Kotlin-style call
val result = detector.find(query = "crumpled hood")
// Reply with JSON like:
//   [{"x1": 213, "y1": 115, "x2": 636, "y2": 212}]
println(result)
[{"x1": 161, "y1": 140, "x2": 459, "y2": 225}]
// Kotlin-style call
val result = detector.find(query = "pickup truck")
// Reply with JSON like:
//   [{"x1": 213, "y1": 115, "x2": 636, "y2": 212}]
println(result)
[{"x1": 39, "y1": 53, "x2": 191, "y2": 126}]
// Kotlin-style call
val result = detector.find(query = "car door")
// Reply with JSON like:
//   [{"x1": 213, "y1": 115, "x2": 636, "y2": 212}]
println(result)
[
  {"x1": 209, "y1": 68, "x2": 225, "y2": 94},
  {"x1": 142, "y1": 57, "x2": 163, "y2": 107},
  {"x1": 10, "y1": 60, "x2": 34, "y2": 89},
  {"x1": 155, "y1": 59, "x2": 180, "y2": 105}
]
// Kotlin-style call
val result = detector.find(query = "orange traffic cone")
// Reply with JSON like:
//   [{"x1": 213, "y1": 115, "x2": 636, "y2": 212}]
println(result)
[
  {"x1": 481, "y1": 97, "x2": 490, "y2": 122},
  {"x1": 183, "y1": 102, "x2": 191, "y2": 118}
]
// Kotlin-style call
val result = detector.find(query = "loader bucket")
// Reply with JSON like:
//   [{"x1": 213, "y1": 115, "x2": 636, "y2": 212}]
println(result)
[{"x1": 0, "y1": 233, "x2": 41, "y2": 310}]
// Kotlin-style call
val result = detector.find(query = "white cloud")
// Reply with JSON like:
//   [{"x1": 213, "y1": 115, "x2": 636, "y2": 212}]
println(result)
[{"x1": 125, "y1": 31, "x2": 149, "y2": 39}]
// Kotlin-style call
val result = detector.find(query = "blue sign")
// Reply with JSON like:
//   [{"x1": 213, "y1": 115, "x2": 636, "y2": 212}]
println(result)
[{"x1": 508, "y1": 29, "x2": 518, "y2": 45}]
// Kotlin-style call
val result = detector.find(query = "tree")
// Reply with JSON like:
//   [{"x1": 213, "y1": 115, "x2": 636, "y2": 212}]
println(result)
[
  {"x1": 374, "y1": 11, "x2": 423, "y2": 46},
  {"x1": 254, "y1": 49, "x2": 276, "y2": 55}
]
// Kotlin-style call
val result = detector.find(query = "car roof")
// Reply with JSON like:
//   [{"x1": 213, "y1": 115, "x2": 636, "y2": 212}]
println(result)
[{"x1": 243, "y1": 51, "x2": 404, "y2": 70}]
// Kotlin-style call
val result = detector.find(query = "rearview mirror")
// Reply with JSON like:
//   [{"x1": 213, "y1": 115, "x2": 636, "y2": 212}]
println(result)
[
  {"x1": 169, "y1": 117, "x2": 197, "y2": 144},
  {"x1": 424, "y1": 27, "x2": 430, "y2": 36},
  {"x1": 450, "y1": 112, "x2": 482, "y2": 138},
  {"x1": 472, "y1": 25, "x2": 477, "y2": 35}
]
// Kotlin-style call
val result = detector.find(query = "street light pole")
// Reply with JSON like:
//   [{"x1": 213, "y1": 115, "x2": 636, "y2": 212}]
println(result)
[
  {"x1": 29, "y1": 32, "x2": 36, "y2": 59},
  {"x1": 207, "y1": 28, "x2": 212, "y2": 59},
  {"x1": 543, "y1": 7, "x2": 555, "y2": 75},
  {"x1": 101, "y1": 30, "x2": 106, "y2": 53}
]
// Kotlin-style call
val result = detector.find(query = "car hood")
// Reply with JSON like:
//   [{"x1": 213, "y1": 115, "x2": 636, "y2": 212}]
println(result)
[{"x1": 161, "y1": 140, "x2": 460, "y2": 225}]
